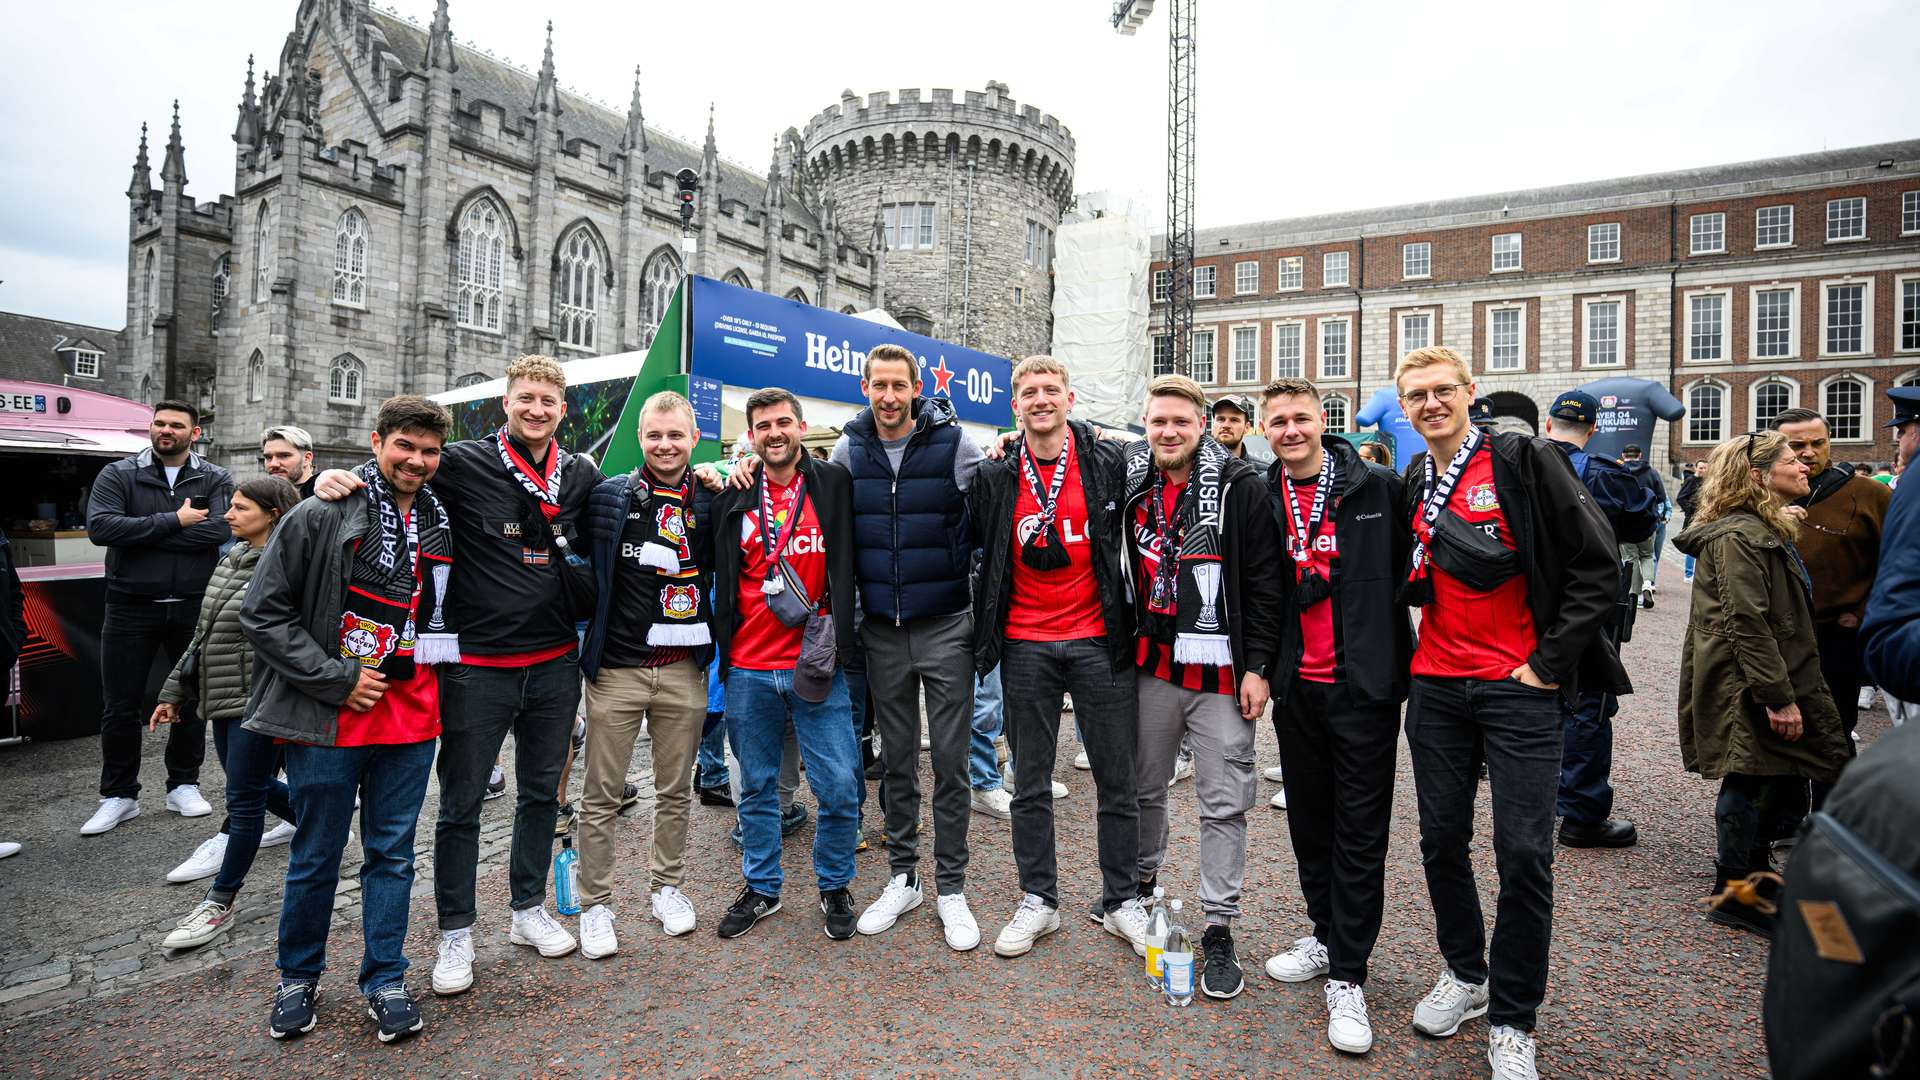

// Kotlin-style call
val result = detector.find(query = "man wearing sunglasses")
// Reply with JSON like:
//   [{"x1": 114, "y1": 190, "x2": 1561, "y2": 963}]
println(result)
[{"x1": 1392, "y1": 347, "x2": 1626, "y2": 1080}]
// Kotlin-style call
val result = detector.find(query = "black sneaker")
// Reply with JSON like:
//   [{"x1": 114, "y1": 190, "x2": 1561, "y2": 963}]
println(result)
[
  {"x1": 821, "y1": 887, "x2": 856, "y2": 940},
  {"x1": 484, "y1": 768, "x2": 506, "y2": 801},
  {"x1": 365, "y1": 982, "x2": 423, "y2": 1043},
  {"x1": 781, "y1": 804, "x2": 810, "y2": 837},
  {"x1": 554, "y1": 803, "x2": 577, "y2": 837},
  {"x1": 717, "y1": 885, "x2": 782, "y2": 939},
  {"x1": 697, "y1": 783, "x2": 735, "y2": 807},
  {"x1": 618, "y1": 782, "x2": 645, "y2": 817},
  {"x1": 1558, "y1": 818, "x2": 1638, "y2": 848},
  {"x1": 1200, "y1": 925, "x2": 1244, "y2": 999},
  {"x1": 269, "y1": 979, "x2": 319, "y2": 1039}
]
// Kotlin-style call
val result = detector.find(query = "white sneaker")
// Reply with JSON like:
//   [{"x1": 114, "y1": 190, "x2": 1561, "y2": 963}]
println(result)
[
  {"x1": 161, "y1": 899, "x2": 235, "y2": 950},
  {"x1": 1270, "y1": 787, "x2": 1288, "y2": 810},
  {"x1": 1327, "y1": 980, "x2": 1373, "y2": 1054},
  {"x1": 1265, "y1": 935, "x2": 1330, "y2": 982},
  {"x1": 166, "y1": 785, "x2": 213, "y2": 818},
  {"x1": 1488, "y1": 1025, "x2": 1539, "y2": 1080},
  {"x1": 857, "y1": 872, "x2": 924, "y2": 935},
  {"x1": 936, "y1": 892, "x2": 980, "y2": 951},
  {"x1": 650, "y1": 886, "x2": 696, "y2": 937},
  {"x1": 1049, "y1": 780, "x2": 1069, "y2": 799},
  {"x1": 165, "y1": 832, "x2": 228, "y2": 884},
  {"x1": 1412, "y1": 968, "x2": 1490, "y2": 1037},
  {"x1": 1103, "y1": 896, "x2": 1150, "y2": 957},
  {"x1": 1263, "y1": 765, "x2": 1285, "y2": 783},
  {"x1": 971, "y1": 788, "x2": 1012, "y2": 820},
  {"x1": 432, "y1": 928, "x2": 474, "y2": 995},
  {"x1": 510, "y1": 906, "x2": 579, "y2": 957},
  {"x1": 258, "y1": 819, "x2": 297, "y2": 849},
  {"x1": 81, "y1": 797, "x2": 139, "y2": 836},
  {"x1": 0, "y1": 841, "x2": 18, "y2": 859},
  {"x1": 1168, "y1": 753, "x2": 1194, "y2": 788},
  {"x1": 581, "y1": 903, "x2": 620, "y2": 957},
  {"x1": 1072, "y1": 750, "x2": 1090, "y2": 770},
  {"x1": 992, "y1": 893, "x2": 1060, "y2": 957}
]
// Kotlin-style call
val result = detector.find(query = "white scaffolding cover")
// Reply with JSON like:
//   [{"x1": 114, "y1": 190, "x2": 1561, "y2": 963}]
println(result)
[{"x1": 1051, "y1": 207, "x2": 1151, "y2": 429}]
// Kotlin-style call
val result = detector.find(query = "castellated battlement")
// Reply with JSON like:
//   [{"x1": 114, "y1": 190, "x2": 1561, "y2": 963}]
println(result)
[{"x1": 801, "y1": 83, "x2": 1076, "y2": 202}]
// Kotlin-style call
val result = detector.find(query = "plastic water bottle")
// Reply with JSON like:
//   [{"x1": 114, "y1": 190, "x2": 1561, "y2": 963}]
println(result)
[
  {"x1": 553, "y1": 836, "x2": 580, "y2": 916},
  {"x1": 1144, "y1": 886, "x2": 1170, "y2": 989},
  {"x1": 1161, "y1": 899, "x2": 1194, "y2": 1007}
]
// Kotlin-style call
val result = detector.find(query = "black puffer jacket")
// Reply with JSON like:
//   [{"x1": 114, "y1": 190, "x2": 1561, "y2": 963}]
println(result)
[{"x1": 969, "y1": 420, "x2": 1133, "y2": 675}]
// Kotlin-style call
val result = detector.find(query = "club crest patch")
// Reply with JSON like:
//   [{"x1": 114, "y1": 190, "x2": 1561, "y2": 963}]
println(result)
[
  {"x1": 655, "y1": 503, "x2": 691, "y2": 558},
  {"x1": 340, "y1": 614, "x2": 399, "y2": 666},
  {"x1": 1466, "y1": 483, "x2": 1500, "y2": 513},
  {"x1": 661, "y1": 583, "x2": 700, "y2": 620}
]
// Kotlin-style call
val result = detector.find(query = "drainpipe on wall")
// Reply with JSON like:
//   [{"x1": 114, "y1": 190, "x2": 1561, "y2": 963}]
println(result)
[
  {"x1": 1667, "y1": 199, "x2": 1681, "y2": 463},
  {"x1": 961, "y1": 161, "x2": 976, "y2": 348}
]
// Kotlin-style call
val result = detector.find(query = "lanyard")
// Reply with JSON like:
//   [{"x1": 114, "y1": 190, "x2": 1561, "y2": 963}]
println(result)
[
  {"x1": 1411, "y1": 427, "x2": 1484, "y2": 571},
  {"x1": 1020, "y1": 428, "x2": 1073, "y2": 531},
  {"x1": 1283, "y1": 449, "x2": 1336, "y2": 564},
  {"x1": 758, "y1": 471, "x2": 807, "y2": 564}
]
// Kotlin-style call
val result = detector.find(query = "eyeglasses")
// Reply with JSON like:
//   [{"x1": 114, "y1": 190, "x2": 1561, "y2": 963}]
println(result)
[{"x1": 1398, "y1": 383, "x2": 1469, "y2": 406}]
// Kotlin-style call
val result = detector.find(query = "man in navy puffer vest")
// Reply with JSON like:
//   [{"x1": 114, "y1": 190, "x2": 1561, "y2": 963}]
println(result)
[{"x1": 834, "y1": 343, "x2": 988, "y2": 951}]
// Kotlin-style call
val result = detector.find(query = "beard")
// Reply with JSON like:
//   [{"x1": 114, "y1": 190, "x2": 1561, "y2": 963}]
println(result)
[{"x1": 1153, "y1": 443, "x2": 1196, "y2": 473}]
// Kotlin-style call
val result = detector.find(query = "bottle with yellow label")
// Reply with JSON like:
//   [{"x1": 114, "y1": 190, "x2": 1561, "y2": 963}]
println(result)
[{"x1": 1143, "y1": 885, "x2": 1169, "y2": 989}]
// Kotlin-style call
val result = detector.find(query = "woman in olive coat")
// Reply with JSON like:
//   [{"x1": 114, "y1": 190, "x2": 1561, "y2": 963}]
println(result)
[{"x1": 1674, "y1": 430, "x2": 1854, "y2": 936}]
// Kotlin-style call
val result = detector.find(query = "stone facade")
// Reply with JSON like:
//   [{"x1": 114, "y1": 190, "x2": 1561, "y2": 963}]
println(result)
[
  {"x1": 1153, "y1": 140, "x2": 1920, "y2": 470},
  {"x1": 802, "y1": 81, "x2": 1075, "y2": 362},
  {"x1": 123, "y1": 0, "x2": 914, "y2": 471}
]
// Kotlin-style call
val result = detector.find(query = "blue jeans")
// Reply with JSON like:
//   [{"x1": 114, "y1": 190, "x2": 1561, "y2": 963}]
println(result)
[
  {"x1": 697, "y1": 660, "x2": 730, "y2": 788},
  {"x1": 278, "y1": 738, "x2": 435, "y2": 996},
  {"x1": 1557, "y1": 691, "x2": 1616, "y2": 826},
  {"x1": 208, "y1": 715, "x2": 295, "y2": 901},
  {"x1": 970, "y1": 666, "x2": 1004, "y2": 791},
  {"x1": 725, "y1": 667, "x2": 860, "y2": 896}
]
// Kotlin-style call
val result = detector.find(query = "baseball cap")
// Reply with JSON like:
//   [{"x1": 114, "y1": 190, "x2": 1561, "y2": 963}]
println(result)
[
  {"x1": 1212, "y1": 393, "x2": 1255, "y2": 420},
  {"x1": 1885, "y1": 385, "x2": 1920, "y2": 428},
  {"x1": 1548, "y1": 390, "x2": 1598, "y2": 425},
  {"x1": 1469, "y1": 397, "x2": 1495, "y2": 426}
]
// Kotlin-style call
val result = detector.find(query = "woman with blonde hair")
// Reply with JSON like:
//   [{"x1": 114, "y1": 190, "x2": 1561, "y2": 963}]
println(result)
[{"x1": 1674, "y1": 431, "x2": 1853, "y2": 937}]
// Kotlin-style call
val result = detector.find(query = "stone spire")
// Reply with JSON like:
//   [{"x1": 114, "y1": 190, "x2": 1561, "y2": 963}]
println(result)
[
  {"x1": 234, "y1": 55, "x2": 260, "y2": 149},
  {"x1": 533, "y1": 20, "x2": 561, "y2": 115},
  {"x1": 425, "y1": 0, "x2": 458, "y2": 73},
  {"x1": 701, "y1": 103, "x2": 718, "y2": 176},
  {"x1": 160, "y1": 101, "x2": 188, "y2": 187},
  {"x1": 620, "y1": 65, "x2": 647, "y2": 155},
  {"x1": 763, "y1": 134, "x2": 783, "y2": 209},
  {"x1": 126, "y1": 122, "x2": 152, "y2": 201}
]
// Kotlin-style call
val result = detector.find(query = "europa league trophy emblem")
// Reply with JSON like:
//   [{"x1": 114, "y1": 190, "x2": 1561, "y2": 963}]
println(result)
[
  {"x1": 428, "y1": 563, "x2": 451, "y2": 632},
  {"x1": 1192, "y1": 563, "x2": 1223, "y2": 632}
]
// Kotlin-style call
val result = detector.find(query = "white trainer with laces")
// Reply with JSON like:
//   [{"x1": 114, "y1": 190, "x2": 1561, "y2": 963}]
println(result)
[
  {"x1": 970, "y1": 788, "x2": 1012, "y2": 820},
  {"x1": 510, "y1": 906, "x2": 579, "y2": 957},
  {"x1": 1270, "y1": 787, "x2": 1288, "y2": 810},
  {"x1": 936, "y1": 893, "x2": 980, "y2": 951},
  {"x1": 1072, "y1": 750, "x2": 1090, "y2": 770},
  {"x1": 1103, "y1": 896, "x2": 1151, "y2": 957},
  {"x1": 81, "y1": 797, "x2": 139, "y2": 836},
  {"x1": 0, "y1": 842, "x2": 18, "y2": 859},
  {"x1": 1326, "y1": 980, "x2": 1373, "y2": 1054},
  {"x1": 651, "y1": 886, "x2": 697, "y2": 937},
  {"x1": 161, "y1": 899, "x2": 234, "y2": 950},
  {"x1": 166, "y1": 833, "x2": 229, "y2": 884},
  {"x1": 1263, "y1": 765, "x2": 1285, "y2": 783},
  {"x1": 1168, "y1": 753, "x2": 1195, "y2": 788},
  {"x1": 166, "y1": 784, "x2": 213, "y2": 818},
  {"x1": 1412, "y1": 968, "x2": 1490, "y2": 1037},
  {"x1": 258, "y1": 819, "x2": 297, "y2": 849},
  {"x1": 1488, "y1": 1025, "x2": 1539, "y2": 1080},
  {"x1": 1049, "y1": 779, "x2": 1069, "y2": 799},
  {"x1": 1265, "y1": 935, "x2": 1330, "y2": 982},
  {"x1": 432, "y1": 928, "x2": 474, "y2": 995},
  {"x1": 581, "y1": 903, "x2": 619, "y2": 958},
  {"x1": 992, "y1": 893, "x2": 1060, "y2": 957},
  {"x1": 856, "y1": 872, "x2": 924, "y2": 935}
]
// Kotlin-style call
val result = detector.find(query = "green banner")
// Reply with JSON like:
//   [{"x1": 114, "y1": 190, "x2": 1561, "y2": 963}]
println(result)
[{"x1": 599, "y1": 284, "x2": 716, "y2": 475}]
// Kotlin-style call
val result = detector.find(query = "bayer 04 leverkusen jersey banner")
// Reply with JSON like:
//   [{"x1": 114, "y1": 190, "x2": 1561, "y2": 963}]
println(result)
[{"x1": 686, "y1": 275, "x2": 1013, "y2": 428}]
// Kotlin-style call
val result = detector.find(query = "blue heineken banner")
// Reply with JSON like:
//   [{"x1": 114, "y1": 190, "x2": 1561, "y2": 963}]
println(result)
[{"x1": 686, "y1": 275, "x2": 1012, "y2": 427}]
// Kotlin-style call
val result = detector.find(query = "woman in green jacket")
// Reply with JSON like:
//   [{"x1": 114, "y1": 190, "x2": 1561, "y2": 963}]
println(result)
[
  {"x1": 1674, "y1": 430, "x2": 1854, "y2": 937},
  {"x1": 158, "y1": 476, "x2": 301, "y2": 949}
]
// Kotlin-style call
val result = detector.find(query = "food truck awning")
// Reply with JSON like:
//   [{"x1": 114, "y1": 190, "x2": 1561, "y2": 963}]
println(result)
[{"x1": 0, "y1": 426, "x2": 149, "y2": 457}]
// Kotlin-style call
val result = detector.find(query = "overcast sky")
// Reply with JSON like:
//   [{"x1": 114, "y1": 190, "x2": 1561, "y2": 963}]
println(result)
[{"x1": 3, "y1": 0, "x2": 1916, "y2": 329}]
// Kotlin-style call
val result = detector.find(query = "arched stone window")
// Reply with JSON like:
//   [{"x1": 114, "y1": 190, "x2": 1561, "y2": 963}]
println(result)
[
  {"x1": 212, "y1": 254, "x2": 230, "y2": 325},
  {"x1": 785, "y1": 287, "x2": 809, "y2": 306},
  {"x1": 328, "y1": 354, "x2": 365, "y2": 405},
  {"x1": 1685, "y1": 380, "x2": 1727, "y2": 445},
  {"x1": 456, "y1": 197, "x2": 507, "y2": 332},
  {"x1": 246, "y1": 350, "x2": 265, "y2": 403},
  {"x1": 252, "y1": 201, "x2": 273, "y2": 302},
  {"x1": 454, "y1": 372, "x2": 489, "y2": 389},
  {"x1": 333, "y1": 208, "x2": 368, "y2": 308},
  {"x1": 640, "y1": 247, "x2": 682, "y2": 345},
  {"x1": 555, "y1": 225, "x2": 603, "y2": 352},
  {"x1": 1321, "y1": 393, "x2": 1351, "y2": 434},
  {"x1": 141, "y1": 250, "x2": 157, "y2": 337},
  {"x1": 723, "y1": 269, "x2": 752, "y2": 290}
]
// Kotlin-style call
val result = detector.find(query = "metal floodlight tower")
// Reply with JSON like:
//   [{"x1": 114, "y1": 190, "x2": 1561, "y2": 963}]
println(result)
[{"x1": 1113, "y1": 0, "x2": 1194, "y2": 377}]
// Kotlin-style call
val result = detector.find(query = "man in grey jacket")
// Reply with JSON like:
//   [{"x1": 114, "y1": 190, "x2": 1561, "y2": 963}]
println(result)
[{"x1": 240, "y1": 395, "x2": 453, "y2": 1044}]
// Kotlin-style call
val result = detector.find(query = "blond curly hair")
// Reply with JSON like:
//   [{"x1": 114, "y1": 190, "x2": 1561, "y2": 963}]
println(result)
[
  {"x1": 1695, "y1": 429, "x2": 1800, "y2": 541},
  {"x1": 504, "y1": 354, "x2": 567, "y2": 393}
]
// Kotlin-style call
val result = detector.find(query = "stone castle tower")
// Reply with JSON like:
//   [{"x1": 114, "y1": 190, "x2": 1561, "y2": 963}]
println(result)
[{"x1": 800, "y1": 81, "x2": 1075, "y2": 362}]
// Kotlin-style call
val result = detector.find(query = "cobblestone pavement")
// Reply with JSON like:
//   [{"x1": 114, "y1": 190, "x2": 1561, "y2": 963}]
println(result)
[{"x1": 0, "y1": 559, "x2": 1887, "y2": 1077}]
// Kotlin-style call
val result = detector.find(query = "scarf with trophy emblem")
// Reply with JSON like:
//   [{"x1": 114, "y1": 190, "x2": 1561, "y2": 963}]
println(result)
[
  {"x1": 345, "y1": 461, "x2": 458, "y2": 676},
  {"x1": 1125, "y1": 435, "x2": 1232, "y2": 667},
  {"x1": 629, "y1": 469, "x2": 710, "y2": 649}
]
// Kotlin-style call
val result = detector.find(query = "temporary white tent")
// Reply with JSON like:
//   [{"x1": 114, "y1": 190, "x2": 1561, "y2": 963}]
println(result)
[{"x1": 1050, "y1": 195, "x2": 1153, "y2": 429}]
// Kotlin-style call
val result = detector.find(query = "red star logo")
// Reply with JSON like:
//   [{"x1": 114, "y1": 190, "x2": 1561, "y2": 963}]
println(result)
[{"x1": 930, "y1": 358, "x2": 956, "y2": 397}]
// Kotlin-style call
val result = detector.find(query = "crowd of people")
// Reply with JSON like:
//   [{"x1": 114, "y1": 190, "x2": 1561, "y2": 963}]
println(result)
[{"x1": 41, "y1": 343, "x2": 1920, "y2": 1079}]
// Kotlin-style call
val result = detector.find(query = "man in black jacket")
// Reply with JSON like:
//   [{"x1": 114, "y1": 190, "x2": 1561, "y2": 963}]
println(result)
[
  {"x1": 83, "y1": 399, "x2": 234, "y2": 836},
  {"x1": 1394, "y1": 347, "x2": 1626, "y2": 1080},
  {"x1": 1256, "y1": 378, "x2": 1411, "y2": 1057},
  {"x1": 1125, "y1": 374, "x2": 1287, "y2": 1002},
  {"x1": 969, "y1": 356, "x2": 1145, "y2": 959},
  {"x1": 707, "y1": 388, "x2": 863, "y2": 941},
  {"x1": 317, "y1": 355, "x2": 601, "y2": 990}
]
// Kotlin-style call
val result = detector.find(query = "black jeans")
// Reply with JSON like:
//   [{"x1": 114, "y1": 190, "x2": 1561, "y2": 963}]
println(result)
[
  {"x1": 99, "y1": 600, "x2": 204, "y2": 799},
  {"x1": 1715, "y1": 773, "x2": 1804, "y2": 870},
  {"x1": 1000, "y1": 637, "x2": 1139, "y2": 912},
  {"x1": 1273, "y1": 676, "x2": 1399, "y2": 985},
  {"x1": 1405, "y1": 675, "x2": 1562, "y2": 1032},
  {"x1": 1811, "y1": 623, "x2": 1864, "y2": 810},
  {"x1": 434, "y1": 650, "x2": 581, "y2": 930},
  {"x1": 1556, "y1": 690, "x2": 1616, "y2": 826}
]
